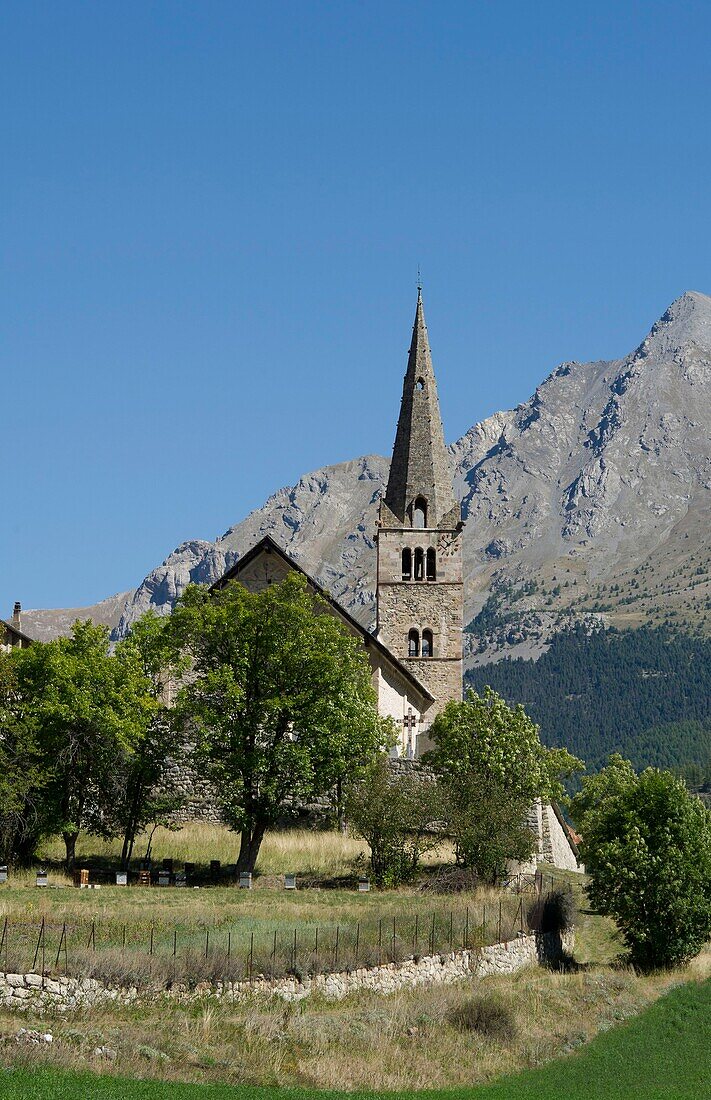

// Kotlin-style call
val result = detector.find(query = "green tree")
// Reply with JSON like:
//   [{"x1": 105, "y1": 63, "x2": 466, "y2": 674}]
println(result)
[
  {"x1": 14, "y1": 622, "x2": 155, "y2": 869},
  {"x1": 440, "y1": 774, "x2": 536, "y2": 883},
  {"x1": 107, "y1": 613, "x2": 187, "y2": 868},
  {"x1": 0, "y1": 651, "x2": 48, "y2": 863},
  {"x1": 571, "y1": 755, "x2": 711, "y2": 968},
  {"x1": 346, "y1": 756, "x2": 444, "y2": 886},
  {"x1": 171, "y1": 574, "x2": 385, "y2": 873},
  {"x1": 424, "y1": 687, "x2": 581, "y2": 881}
]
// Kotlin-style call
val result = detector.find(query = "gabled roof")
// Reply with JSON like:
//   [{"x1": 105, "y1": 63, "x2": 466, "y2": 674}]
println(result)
[
  {"x1": 211, "y1": 535, "x2": 434, "y2": 704},
  {"x1": 1, "y1": 619, "x2": 34, "y2": 646}
]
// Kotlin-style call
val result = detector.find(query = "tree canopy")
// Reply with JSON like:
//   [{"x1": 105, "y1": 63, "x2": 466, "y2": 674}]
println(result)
[
  {"x1": 423, "y1": 688, "x2": 581, "y2": 882},
  {"x1": 0, "y1": 621, "x2": 158, "y2": 868},
  {"x1": 424, "y1": 687, "x2": 581, "y2": 805},
  {"x1": 171, "y1": 573, "x2": 386, "y2": 872},
  {"x1": 571, "y1": 755, "x2": 711, "y2": 968}
]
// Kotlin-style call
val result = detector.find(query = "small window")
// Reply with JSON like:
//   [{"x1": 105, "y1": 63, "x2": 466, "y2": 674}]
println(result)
[
  {"x1": 414, "y1": 547, "x2": 424, "y2": 581},
  {"x1": 408, "y1": 629, "x2": 420, "y2": 657},
  {"x1": 401, "y1": 548, "x2": 412, "y2": 580},
  {"x1": 415, "y1": 378, "x2": 425, "y2": 391},
  {"x1": 426, "y1": 548, "x2": 436, "y2": 580},
  {"x1": 422, "y1": 629, "x2": 433, "y2": 658},
  {"x1": 413, "y1": 497, "x2": 427, "y2": 528}
]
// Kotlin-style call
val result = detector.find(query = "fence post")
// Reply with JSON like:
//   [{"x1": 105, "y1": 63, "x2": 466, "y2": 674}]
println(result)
[
  {"x1": 392, "y1": 917, "x2": 396, "y2": 963},
  {"x1": 0, "y1": 918, "x2": 7, "y2": 973},
  {"x1": 314, "y1": 927, "x2": 319, "y2": 973},
  {"x1": 413, "y1": 913, "x2": 418, "y2": 957},
  {"x1": 355, "y1": 923, "x2": 359, "y2": 967},
  {"x1": 464, "y1": 906, "x2": 469, "y2": 950},
  {"x1": 483, "y1": 904, "x2": 487, "y2": 943},
  {"x1": 205, "y1": 928, "x2": 210, "y2": 960},
  {"x1": 498, "y1": 901, "x2": 502, "y2": 943},
  {"x1": 227, "y1": 931, "x2": 231, "y2": 960},
  {"x1": 122, "y1": 924, "x2": 127, "y2": 953},
  {"x1": 173, "y1": 929, "x2": 177, "y2": 957},
  {"x1": 378, "y1": 919, "x2": 382, "y2": 965},
  {"x1": 149, "y1": 923, "x2": 154, "y2": 957},
  {"x1": 449, "y1": 911, "x2": 453, "y2": 952},
  {"x1": 271, "y1": 930, "x2": 277, "y2": 978},
  {"x1": 249, "y1": 931, "x2": 254, "y2": 983},
  {"x1": 430, "y1": 912, "x2": 435, "y2": 955},
  {"x1": 334, "y1": 926, "x2": 339, "y2": 971},
  {"x1": 32, "y1": 917, "x2": 45, "y2": 971},
  {"x1": 292, "y1": 929, "x2": 297, "y2": 973}
]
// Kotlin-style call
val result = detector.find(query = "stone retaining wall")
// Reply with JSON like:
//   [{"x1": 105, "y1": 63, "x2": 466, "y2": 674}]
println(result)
[{"x1": 0, "y1": 930, "x2": 573, "y2": 1014}]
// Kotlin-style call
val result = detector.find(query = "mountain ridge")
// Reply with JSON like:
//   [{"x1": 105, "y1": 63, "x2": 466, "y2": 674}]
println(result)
[{"x1": 21, "y1": 291, "x2": 711, "y2": 662}]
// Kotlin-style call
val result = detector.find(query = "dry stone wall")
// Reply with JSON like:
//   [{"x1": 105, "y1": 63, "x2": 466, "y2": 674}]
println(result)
[{"x1": 0, "y1": 931, "x2": 573, "y2": 1014}]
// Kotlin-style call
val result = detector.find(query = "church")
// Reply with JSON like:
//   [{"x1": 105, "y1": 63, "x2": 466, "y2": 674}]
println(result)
[
  {"x1": 214, "y1": 288, "x2": 461, "y2": 759},
  {"x1": 215, "y1": 289, "x2": 580, "y2": 872}
]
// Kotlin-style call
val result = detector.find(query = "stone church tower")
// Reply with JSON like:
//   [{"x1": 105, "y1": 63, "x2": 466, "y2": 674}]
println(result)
[{"x1": 376, "y1": 289, "x2": 464, "y2": 753}]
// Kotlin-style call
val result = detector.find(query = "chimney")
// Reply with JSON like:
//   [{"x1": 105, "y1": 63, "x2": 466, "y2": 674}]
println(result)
[{"x1": 11, "y1": 602, "x2": 21, "y2": 630}]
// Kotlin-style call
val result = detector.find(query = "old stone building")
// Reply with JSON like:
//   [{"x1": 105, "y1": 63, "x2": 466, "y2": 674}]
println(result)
[
  {"x1": 376, "y1": 288, "x2": 464, "y2": 753},
  {"x1": 1, "y1": 602, "x2": 33, "y2": 654},
  {"x1": 203, "y1": 289, "x2": 580, "y2": 870},
  {"x1": 212, "y1": 536, "x2": 434, "y2": 759}
]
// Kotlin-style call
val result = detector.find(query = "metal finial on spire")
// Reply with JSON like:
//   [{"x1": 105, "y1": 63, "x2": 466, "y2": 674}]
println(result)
[{"x1": 416, "y1": 265, "x2": 422, "y2": 294}]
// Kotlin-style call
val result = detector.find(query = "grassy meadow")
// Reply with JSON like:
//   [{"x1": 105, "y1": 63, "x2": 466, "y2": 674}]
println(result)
[
  {"x1": 0, "y1": 825, "x2": 527, "y2": 985},
  {"x1": 0, "y1": 824, "x2": 709, "y2": 1094},
  {"x1": 34, "y1": 824, "x2": 372, "y2": 882},
  {"x1": 1, "y1": 977, "x2": 710, "y2": 1098}
]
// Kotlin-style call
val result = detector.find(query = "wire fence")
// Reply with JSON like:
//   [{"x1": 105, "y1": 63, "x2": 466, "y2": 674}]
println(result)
[{"x1": 0, "y1": 893, "x2": 546, "y2": 988}]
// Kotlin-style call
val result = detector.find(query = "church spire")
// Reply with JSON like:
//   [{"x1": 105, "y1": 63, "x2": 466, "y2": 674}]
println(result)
[{"x1": 383, "y1": 290, "x2": 458, "y2": 528}]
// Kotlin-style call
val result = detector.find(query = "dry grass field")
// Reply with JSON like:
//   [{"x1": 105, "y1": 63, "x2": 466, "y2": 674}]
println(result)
[
  {"x1": 34, "y1": 824, "x2": 373, "y2": 881},
  {"x1": 0, "y1": 827, "x2": 527, "y2": 984},
  {"x1": 0, "y1": 825, "x2": 708, "y2": 1093}
]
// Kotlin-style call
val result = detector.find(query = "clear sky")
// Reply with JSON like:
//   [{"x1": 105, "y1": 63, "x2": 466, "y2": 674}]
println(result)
[{"x1": 3, "y1": 1, "x2": 711, "y2": 613}]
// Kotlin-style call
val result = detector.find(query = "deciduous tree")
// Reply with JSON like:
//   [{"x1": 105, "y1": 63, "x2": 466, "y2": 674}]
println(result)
[
  {"x1": 571, "y1": 755, "x2": 711, "y2": 968},
  {"x1": 346, "y1": 755, "x2": 443, "y2": 886},
  {"x1": 424, "y1": 688, "x2": 581, "y2": 882},
  {"x1": 171, "y1": 574, "x2": 385, "y2": 873}
]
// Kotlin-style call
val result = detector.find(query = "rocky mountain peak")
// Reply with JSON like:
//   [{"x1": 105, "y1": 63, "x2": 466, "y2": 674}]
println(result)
[{"x1": 25, "y1": 293, "x2": 711, "y2": 660}]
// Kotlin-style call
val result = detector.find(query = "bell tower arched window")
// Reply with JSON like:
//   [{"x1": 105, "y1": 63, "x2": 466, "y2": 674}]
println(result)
[
  {"x1": 401, "y1": 548, "x2": 412, "y2": 580},
  {"x1": 414, "y1": 547, "x2": 424, "y2": 581},
  {"x1": 426, "y1": 548, "x2": 436, "y2": 580},
  {"x1": 408, "y1": 628, "x2": 420, "y2": 657},
  {"x1": 421, "y1": 629, "x2": 433, "y2": 657},
  {"x1": 413, "y1": 497, "x2": 428, "y2": 529}
]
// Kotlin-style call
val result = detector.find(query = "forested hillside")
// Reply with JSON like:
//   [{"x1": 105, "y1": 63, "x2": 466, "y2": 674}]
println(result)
[{"x1": 466, "y1": 627, "x2": 711, "y2": 777}]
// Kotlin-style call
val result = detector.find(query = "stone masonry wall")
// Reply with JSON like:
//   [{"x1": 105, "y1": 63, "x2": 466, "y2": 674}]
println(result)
[{"x1": 0, "y1": 931, "x2": 573, "y2": 1014}]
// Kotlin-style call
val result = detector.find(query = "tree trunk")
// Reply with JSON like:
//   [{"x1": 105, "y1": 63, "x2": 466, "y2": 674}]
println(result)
[
  {"x1": 336, "y1": 778, "x2": 347, "y2": 834},
  {"x1": 63, "y1": 830, "x2": 78, "y2": 872},
  {"x1": 236, "y1": 820, "x2": 267, "y2": 874}
]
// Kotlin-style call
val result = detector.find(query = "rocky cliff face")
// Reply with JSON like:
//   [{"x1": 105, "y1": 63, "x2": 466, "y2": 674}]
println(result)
[{"x1": 26, "y1": 292, "x2": 711, "y2": 662}]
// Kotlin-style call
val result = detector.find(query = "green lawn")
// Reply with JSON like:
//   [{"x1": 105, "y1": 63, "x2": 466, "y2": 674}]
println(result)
[{"x1": 1, "y1": 978, "x2": 709, "y2": 1099}]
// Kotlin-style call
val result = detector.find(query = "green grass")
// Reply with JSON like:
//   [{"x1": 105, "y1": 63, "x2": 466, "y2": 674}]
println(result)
[{"x1": 1, "y1": 978, "x2": 709, "y2": 1099}]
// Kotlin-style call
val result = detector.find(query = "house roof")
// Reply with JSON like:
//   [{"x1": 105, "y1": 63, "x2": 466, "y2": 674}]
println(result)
[
  {"x1": 1, "y1": 619, "x2": 34, "y2": 646},
  {"x1": 211, "y1": 535, "x2": 434, "y2": 704}
]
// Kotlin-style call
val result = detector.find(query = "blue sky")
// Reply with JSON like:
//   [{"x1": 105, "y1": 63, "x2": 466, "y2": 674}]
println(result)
[{"x1": 2, "y1": 1, "x2": 711, "y2": 612}]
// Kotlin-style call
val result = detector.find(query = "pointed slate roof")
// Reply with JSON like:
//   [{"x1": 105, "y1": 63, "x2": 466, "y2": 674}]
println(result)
[{"x1": 383, "y1": 290, "x2": 458, "y2": 528}]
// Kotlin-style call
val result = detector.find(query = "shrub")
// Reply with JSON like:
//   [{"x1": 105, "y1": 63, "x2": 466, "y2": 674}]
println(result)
[
  {"x1": 346, "y1": 756, "x2": 444, "y2": 887},
  {"x1": 571, "y1": 756, "x2": 711, "y2": 969},
  {"x1": 447, "y1": 994, "x2": 516, "y2": 1041},
  {"x1": 539, "y1": 886, "x2": 575, "y2": 934}
]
